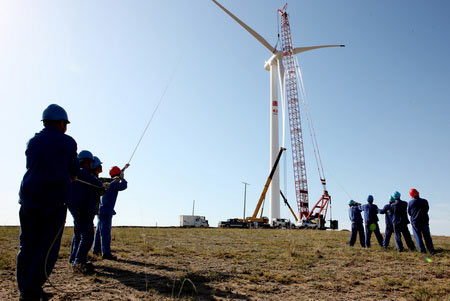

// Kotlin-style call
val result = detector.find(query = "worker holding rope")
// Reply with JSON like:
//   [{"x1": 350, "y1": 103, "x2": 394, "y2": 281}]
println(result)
[
  {"x1": 390, "y1": 191, "x2": 416, "y2": 252},
  {"x1": 91, "y1": 156, "x2": 105, "y2": 214},
  {"x1": 17, "y1": 104, "x2": 79, "y2": 300},
  {"x1": 347, "y1": 200, "x2": 366, "y2": 248},
  {"x1": 93, "y1": 165, "x2": 128, "y2": 260},
  {"x1": 68, "y1": 150, "x2": 105, "y2": 274},
  {"x1": 358, "y1": 195, "x2": 383, "y2": 248},
  {"x1": 378, "y1": 196, "x2": 395, "y2": 249}
]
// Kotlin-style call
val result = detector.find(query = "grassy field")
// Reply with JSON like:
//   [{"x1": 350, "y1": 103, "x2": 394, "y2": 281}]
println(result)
[{"x1": 1, "y1": 226, "x2": 449, "y2": 300}]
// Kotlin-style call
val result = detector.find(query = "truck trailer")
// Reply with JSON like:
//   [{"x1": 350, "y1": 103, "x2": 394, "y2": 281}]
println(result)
[{"x1": 179, "y1": 215, "x2": 209, "y2": 228}]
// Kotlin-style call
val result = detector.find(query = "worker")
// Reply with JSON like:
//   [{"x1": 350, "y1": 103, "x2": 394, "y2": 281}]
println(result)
[
  {"x1": 17, "y1": 104, "x2": 79, "y2": 300},
  {"x1": 378, "y1": 196, "x2": 395, "y2": 248},
  {"x1": 408, "y1": 189, "x2": 435, "y2": 254},
  {"x1": 91, "y1": 156, "x2": 103, "y2": 256},
  {"x1": 68, "y1": 150, "x2": 104, "y2": 274},
  {"x1": 348, "y1": 200, "x2": 366, "y2": 247},
  {"x1": 91, "y1": 156, "x2": 103, "y2": 177},
  {"x1": 91, "y1": 156, "x2": 103, "y2": 213},
  {"x1": 389, "y1": 191, "x2": 416, "y2": 252},
  {"x1": 93, "y1": 165, "x2": 129, "y2": 260},
  {"x1": 358, "y1": 195, "x2": 383, "y2": 248}
]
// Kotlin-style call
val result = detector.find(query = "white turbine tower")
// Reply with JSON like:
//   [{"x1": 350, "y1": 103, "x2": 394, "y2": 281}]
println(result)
[{"x1": 212, "y1": 0, "x2": 343, "y2": 224}]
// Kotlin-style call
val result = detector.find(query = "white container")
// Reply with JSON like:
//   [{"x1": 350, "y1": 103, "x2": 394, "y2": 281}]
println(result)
[{"x1": 180, "y1": 215, "x2": 209, "y2": 228}]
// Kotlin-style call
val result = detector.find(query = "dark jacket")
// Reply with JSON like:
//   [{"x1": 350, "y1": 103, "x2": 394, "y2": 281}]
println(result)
[
  {"x1": 98, "y1": 178, "x2": 128, "y2": 216},
  {"x1": 68, "y1": 168, "x2": 103, "y2": 216},
  {"x1": 349, "y1": 206, "x2": 363, "y2": 224},
  {"x1": 389, "y1": 199, "x2": 410, "y2": 226},
  {"x1": 408, "y1": 197, "x2": 430, "y2": 225},
  {"x1": 359, "y1": 203, "x2": 379, "y2": 224},
  {"x1": 19, "y1": 127, "x2": 79, "y2": 208},
  {"x1": 378, "y1": 204, "x2": 393, "y2": 227}
]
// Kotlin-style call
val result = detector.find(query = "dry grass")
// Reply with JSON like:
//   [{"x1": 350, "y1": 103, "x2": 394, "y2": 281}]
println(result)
[{"x1": 0, "y1": 226, "x2": 449, "y2": 300}]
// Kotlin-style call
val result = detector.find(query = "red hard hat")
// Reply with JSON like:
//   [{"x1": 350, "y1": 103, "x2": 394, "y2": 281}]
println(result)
[
  {"x1": 409, "y1": 188, "x2": 419, "y2": 198},
  {"x1": 109, "y1": 166, "x2": 121, "y2": 177}
]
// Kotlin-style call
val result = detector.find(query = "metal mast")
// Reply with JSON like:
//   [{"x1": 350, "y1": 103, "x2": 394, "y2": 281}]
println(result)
[{"x1": 278, "y1": 5, "x2": 309, "y2": 220}]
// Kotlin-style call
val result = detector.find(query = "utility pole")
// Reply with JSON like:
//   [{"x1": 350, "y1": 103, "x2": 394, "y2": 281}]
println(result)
[
  {"x1": 242, "y1": 182, "x2": 250, "y2": 219},
  {"x1": 192, "y1": 200, "x2": 195, "y2": 216}
]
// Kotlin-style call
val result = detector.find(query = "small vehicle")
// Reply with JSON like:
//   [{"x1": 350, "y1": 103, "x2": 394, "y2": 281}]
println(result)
[
  {"x1": 218, "y1": 218, "x2": 248, "y2": 228},
  {"x1": 180, "y1": 215, "x2": 209, "y2": 228},
  {"x1": 272, "y1": 218, "x2": 294, "y2": 229}
]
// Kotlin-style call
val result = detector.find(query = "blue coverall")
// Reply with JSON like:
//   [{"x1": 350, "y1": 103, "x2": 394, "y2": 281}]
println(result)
[
  {"x1": 348, "y1": 206, "x2": 366, "y2": 247},
  {"x1": 68, "y1": 168, "x2": 103, "y2": 264},
  {"x1": 378, "y1": 204, "x2": 393, "y2": 248},
  {"x1": 408, "y1": 197, "x2": 435, "y2": 253},
  {"x1": 93, "y1": 178, "x2": 128, "y2": 256},
  {"x1": 389, "y1": 199, "x2": 416, "y2": 252},
  {"x1": 17, "y1": 126, "x2": 78, "y2": 298},
  {"x1": 359, "y1": 203, "x2": 383, "y2": 248}
]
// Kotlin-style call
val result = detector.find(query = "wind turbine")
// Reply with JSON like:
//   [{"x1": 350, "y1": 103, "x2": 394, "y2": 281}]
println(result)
[{"x1": 212, "y1": 0, "x2": 344, "y2": 224}]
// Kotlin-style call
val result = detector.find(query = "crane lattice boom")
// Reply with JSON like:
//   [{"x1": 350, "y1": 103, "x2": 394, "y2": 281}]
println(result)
[{"x1": 278, "y1": 6, "x2": 309, "y2": 220}]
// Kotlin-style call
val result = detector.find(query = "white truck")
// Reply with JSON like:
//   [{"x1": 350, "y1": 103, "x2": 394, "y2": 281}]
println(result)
[
  {"x1": 179, "y1": 215, "x2": 209, "y2": 228},
  {"x1": 272, "y1": 218, "x2": 294, "y2": 229}
]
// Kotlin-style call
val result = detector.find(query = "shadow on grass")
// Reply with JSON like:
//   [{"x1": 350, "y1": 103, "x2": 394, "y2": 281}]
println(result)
[
  {"x1": 115, "y1": 258, "x2": 177, "y2": 272},
  {"x1": 96, "y1": 264, "x2": 249, "y2": 300}
]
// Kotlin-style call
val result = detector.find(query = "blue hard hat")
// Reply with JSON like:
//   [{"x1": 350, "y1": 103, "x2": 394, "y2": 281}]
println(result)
[
  {"x1": 42, "y1": 104, "x2": 70, "y2": 123},
  {"x1": 92, "y1": 156, "x2": 103, "y2": 169},
  {"x1": 389, "y1": 196, "x2": 395, "y2": 203},
  {"x1": 367, "y1": 195, "x2": 374, "y2": 203},
  {"x1": 392, "y1": 191, "x2": 401, "y2": 200},
  {"x1": 348, "y1": 200, "x2": 355, "y2": 205},
  {"x1": 78, "y1": 150, "x2": 94, "y2": 160}
]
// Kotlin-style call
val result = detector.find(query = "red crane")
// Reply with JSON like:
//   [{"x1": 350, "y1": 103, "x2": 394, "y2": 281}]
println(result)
[{"x1": 278, "y1": 4, "x2": 333, "y2": 225}]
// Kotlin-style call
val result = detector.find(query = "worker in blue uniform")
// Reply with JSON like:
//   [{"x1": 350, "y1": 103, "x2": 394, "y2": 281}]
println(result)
[
  {"x1": 389, "y1": 191, "x2": 416, "y2": 252},
  {"x1": 408, "y1": 189, "x2": 435, "y2": 254},
  {"x1": 378, "y1": 196, "x2": 395, "y2": 249},
  {"x1": 348, "y1": 200, "x2": 366, "y2": 247},
  {"x1": 93, "y1": 165, "x2": 128, "y2": 260},
  {"x1": 358, "y1": 195, "x2": 383, "y2": 248},
  {"x1": 68, "y1": 150, "x2": 104, "y2": 273},
  {"x1": 91, "y1": 156, "x2": 104, "y2": 256},
  {"x1": 17, "y1": 104, "x2": 79, "y2": 300}
]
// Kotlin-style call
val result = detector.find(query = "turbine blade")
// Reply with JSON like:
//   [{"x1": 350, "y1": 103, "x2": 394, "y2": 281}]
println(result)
[
  {"x1": 212, "y1": 0, "x2": 275, "y2": 53},
  {"x1": 293, "y1": 45, "x2": 345, "y2": 55}
]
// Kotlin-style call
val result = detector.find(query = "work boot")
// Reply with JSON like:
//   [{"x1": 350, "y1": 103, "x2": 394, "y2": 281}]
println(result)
[
  {"x1": 19, "y1": 294, "x2": 40, "y2": 301},
  {"x1": 72, "y1": 262, "x2": 95, "y2": 275},
  {"x1": 102, "y1": 253, "x2": 117, "y2": 260},
  {"x1": 40, "y1": 289, "x2": 53, "y2": 300}
]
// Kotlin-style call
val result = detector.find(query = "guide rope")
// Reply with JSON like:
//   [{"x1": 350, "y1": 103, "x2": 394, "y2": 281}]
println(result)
[{"x1": 126, "y1": 58, "x2": 182, "y2": 166}]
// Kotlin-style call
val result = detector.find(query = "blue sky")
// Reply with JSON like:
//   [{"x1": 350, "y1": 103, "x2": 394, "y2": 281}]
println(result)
[{"x1": 1, "y1": 0, "x2": 449, "y2": 235}]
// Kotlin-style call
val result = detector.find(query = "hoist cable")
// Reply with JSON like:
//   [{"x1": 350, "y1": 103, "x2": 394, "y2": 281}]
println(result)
[
  {"x1": 294, "y1": 56, "x2": 326, "y2": 183},
  {"x1": 127, "y1": 59, "x2": 181, "y2": 165}
]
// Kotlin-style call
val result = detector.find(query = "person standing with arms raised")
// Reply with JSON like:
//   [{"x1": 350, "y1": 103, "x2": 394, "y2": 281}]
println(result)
[
  {"x1": 93, "y1": 165, "x2": 128, "y2": 260},
  {"x1": 17, "y1": 104, "x2": 79, "y2": 300}
]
